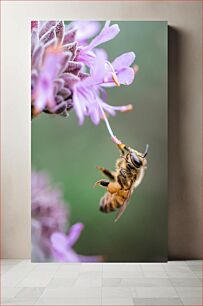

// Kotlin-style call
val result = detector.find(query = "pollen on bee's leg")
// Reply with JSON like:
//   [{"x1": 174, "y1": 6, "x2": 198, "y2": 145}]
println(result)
[{"x1": 107, "y1": 182, "x2": 121, "y2": 194}]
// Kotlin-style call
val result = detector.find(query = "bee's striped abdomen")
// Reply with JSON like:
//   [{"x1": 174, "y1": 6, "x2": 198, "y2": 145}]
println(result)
[{"x1": 99, "y1": 192, "x2": 125, "y2": 214}]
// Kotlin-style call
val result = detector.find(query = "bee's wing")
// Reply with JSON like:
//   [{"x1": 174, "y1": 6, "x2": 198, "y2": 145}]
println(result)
[
  {"x1": 114, "y1": 190, "x2": 132, "y2": 223},
  {"x1": 114, "y1": 166, "x2": 146, "y2": 222}
]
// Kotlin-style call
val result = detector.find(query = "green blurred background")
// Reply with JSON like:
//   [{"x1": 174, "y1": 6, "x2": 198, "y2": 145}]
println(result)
[{"x1": 32, "y1": 21, "x2": 168, "y2": 262}]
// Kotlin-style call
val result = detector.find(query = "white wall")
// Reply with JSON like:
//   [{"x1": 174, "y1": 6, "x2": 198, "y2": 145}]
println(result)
[{"x1": 1, "y1": 1, "x2": 202, "y2": 259}]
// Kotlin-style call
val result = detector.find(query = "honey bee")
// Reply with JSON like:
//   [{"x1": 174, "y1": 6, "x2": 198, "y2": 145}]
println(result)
[{"x1": 95, "y1": 142, "x2": 149, "y2": 222}]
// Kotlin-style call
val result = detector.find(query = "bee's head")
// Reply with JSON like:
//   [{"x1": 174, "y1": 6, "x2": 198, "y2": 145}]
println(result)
[{"x1": 129, "y1": 144, "x2": 149, "y2": 168}]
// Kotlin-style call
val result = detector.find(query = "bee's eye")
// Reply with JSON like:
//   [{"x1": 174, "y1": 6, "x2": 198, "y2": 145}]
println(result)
[{"x1": 130, "y1": 152, "x2": 142, "y2": 168}]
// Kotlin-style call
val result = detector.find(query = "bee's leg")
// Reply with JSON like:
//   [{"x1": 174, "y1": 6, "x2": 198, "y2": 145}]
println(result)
[
  {"x1": 126, "y1": 162, "x2": 136, "y2": 171},
  {"x1": 94, "y1": 179, "x2": 109, "y2": 189},
  {"x1": 117, "y1": 169, "x2": 129, "y2": 189},
  {"x1": 96, "y1": 166, "x2": 115, "y2": 181},
  {"x1": 117, "y1": 175, "x2": 126, "y2": 188},
  {"x1": 117, "y1": 143, "x2": 130, "y2": 156}
]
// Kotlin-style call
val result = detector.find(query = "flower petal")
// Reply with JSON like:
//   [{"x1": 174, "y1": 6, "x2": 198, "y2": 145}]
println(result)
[
  {"x1": 39, "y1": 21, "x2": 56, "y2": 39},
  {"x1": 55, "y1": 21, "x2": 64, "y2": 44},
  {"x1": 117, "y1": 67, "x2": 135, "y2": 85},
  {"x1": 63, "y1": 28, "x2": 77, "y2": 44},
  {"x1": 77, "y1": 49, "x2": 96, "y2": 67},
  {"x1": 66, "y1": 223, "x2": 84, "y2": 247},
  {"x1": 51, "y1": 232, "x2": 67, "y2": 253},
  {"x1": 61, "y1": 248, "x2": 80, "y2": 262},
  {"x1": 73, "y1": 88, "x2": 86, "y2": 125},
  {"x1": 70, "y1": 21, "x2": 100, "y2": 41},
  {"x1": 90, "y1": 48, "x2": 107, "y2": 82},
  {"x1": 112, "y1": 52, "x2": 136, "y2": 70},
  {"x1": 85, "y1": 21, "x2": 120, "y2": 50},
  {"x1": 51, "y1": 232, "x2": 81, "y2": 262},
  {"x1": 33, "y1": 47, "x2": 65, "y2": 112},
  {"x1": 89, "y1": 103, "x2": 101, "y2": 125}
]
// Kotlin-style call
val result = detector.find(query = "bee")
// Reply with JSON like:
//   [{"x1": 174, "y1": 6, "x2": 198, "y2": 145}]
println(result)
[{"x1": 95, "y1": 143, "x2": 149, "y2": 222}]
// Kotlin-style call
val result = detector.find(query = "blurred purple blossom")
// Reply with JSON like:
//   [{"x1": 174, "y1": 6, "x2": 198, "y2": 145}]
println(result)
[
  {"x1": 51, "y1": 224, "x2": 102, "y2": 262},
  {"x1": 31, "y1": 170, "x2": 68, "y2": 261},
  {"x1": 31, "y1": 170, "x2": 102, "y2": 262},
  {"x1": 31, "y1": 20, "x2": 137, "y2": 125}
]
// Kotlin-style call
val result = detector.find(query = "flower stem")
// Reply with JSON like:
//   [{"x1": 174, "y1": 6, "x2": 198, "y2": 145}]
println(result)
[{"x1": 98, "y1": 103, "x2": 122, "y2": 145}]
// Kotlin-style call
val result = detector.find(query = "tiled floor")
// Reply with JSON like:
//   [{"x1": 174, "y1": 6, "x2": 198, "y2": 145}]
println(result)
[{"x1": 1, "y1": 260, "x2": 202, "y2": 305}]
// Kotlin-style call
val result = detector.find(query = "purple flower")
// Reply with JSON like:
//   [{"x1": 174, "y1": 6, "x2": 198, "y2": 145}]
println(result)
[
  {"x1": 31, "y1": 21, "x2": 84, "y2": 117},
  {"x1": 73, "y1": 49, "x2": 135, "y2": 125},
  {"x1": 31, "y1": 20, "x2": 137, "y2": 132},
  {"x1": 31, "y1": 170, "x2": 68, "y2": 260},
  {"x1": 51, "y1": 224, "x2": 102, "y2": 262},
  {"x1": 31, "y1": 170, "x2": 102, "y2": 262},
  {"x1": 77, "y1": 21, "x2": 120, "y2": 66},
  {"x1": 102, "y1": 52, "x2": 136, "y2": 87}
]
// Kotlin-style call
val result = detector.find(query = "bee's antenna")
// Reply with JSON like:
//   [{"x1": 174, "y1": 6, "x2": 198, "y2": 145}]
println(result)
[{"x1": 143, "y1": 144, "x2": 149, "y2": 158}]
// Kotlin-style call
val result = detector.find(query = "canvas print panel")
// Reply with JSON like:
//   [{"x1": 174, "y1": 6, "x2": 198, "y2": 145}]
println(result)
[{"x1": 31, "y1": 21, "x2": 168, "y2": 262}]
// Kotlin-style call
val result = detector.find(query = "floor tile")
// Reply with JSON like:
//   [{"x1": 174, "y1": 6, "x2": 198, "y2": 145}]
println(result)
[
  {"x1": 78, "y1": 271, "x2": 102, "y2": 278},
  {"x1": 35, "y1": 297, "x2": 101, "y2": 305},
  {"x1": 140, "y1": 263, "x2": 165, "y2": 272},
  {"x1": 47, "y1": 277, "x2": 76, "y2": 288},
  {"x1": 102, "y1": 287, "x2": 132, "y2": 298},
  {"x1": 103, "y1": 270, "x2": 143, "y2": 278},
  {"x1": 80, "y1": 263, "x2": 102, "y2": 272},
  {"x1": 102, "y1": 297, "x2": 134, "y2": 305},
  {"x1": 2, "y1": 287, "x2": 22, "y2": 299},
  {"x1": 17, "y1": 271, "x2": 56, "y2": 287},
  {"x1": 15, "y1": 287, "x2": 45, "y2": 298},
  {"x1": 1, "y1": 299, "x2": 10, "y2": 305},
  {"x1": 54, "y1": 269, "x2": 80, "y2": 278},
  {"x1": 186, "y1": 260, "x2": 202, "y2": 266},
  {"x1": 163, "y1": 261, "x2": 187, "y2": 266},
  {"x1": 180, "y1": 296, "x2": 202, "y2": 305},
  {"x1": 175, "y1": 287, "x2": 202, "y2": 298},
  {"x1": 102, "y1": 278, "x2": 122, "y2": 287},
  {"x1": 1, "y1": 264, "x2": 16, "y2": 274},
  {"x1": 193, "y1": 271, "x2": 202, "y2": 279},
  {"x1": 41, "y1": 286, "x2": 101, "y2": 298},
  {"x1": 164, "y1": 265, "x2": 192, "y2": 272},
  {"x1": 2, "y1": 262, "x2": 35, "y2": 287},
  {"x1": 103, "y1": 263, "x2": 142, "y2": 272},
  {"x1": 1, "y1": 259, "x2": 23, "y2": 265},
  {"x1": 133, "y1": 286, "x2": 178, "y2": 298},
  {"x1": 1, "y1": 259, "x2": 202, "y2": 306},
  {"x1": 166, "y1": 271, "x2": 197, "y2": 278},
  {"x1": 75, "y1": 276, "x2": 102, "y2": 287},
  {"x1": 143, "y1": 271, "x2": 168, "y2": 278},
  {"x1": 170, "y1": 278, "x2": 202, "y2": 287},
  {"x1": 123, "y1": 277, "x2": 172, "y2": 287},
  {"x1": 133, "y1": 297, "x2": 183, "y2": 305},
  {"x1": 3, "y1": 296, "x2": 39, "y2": 305},
  {"x1": 189, "y1": 264, "x2": 202, "y2": 272}
]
